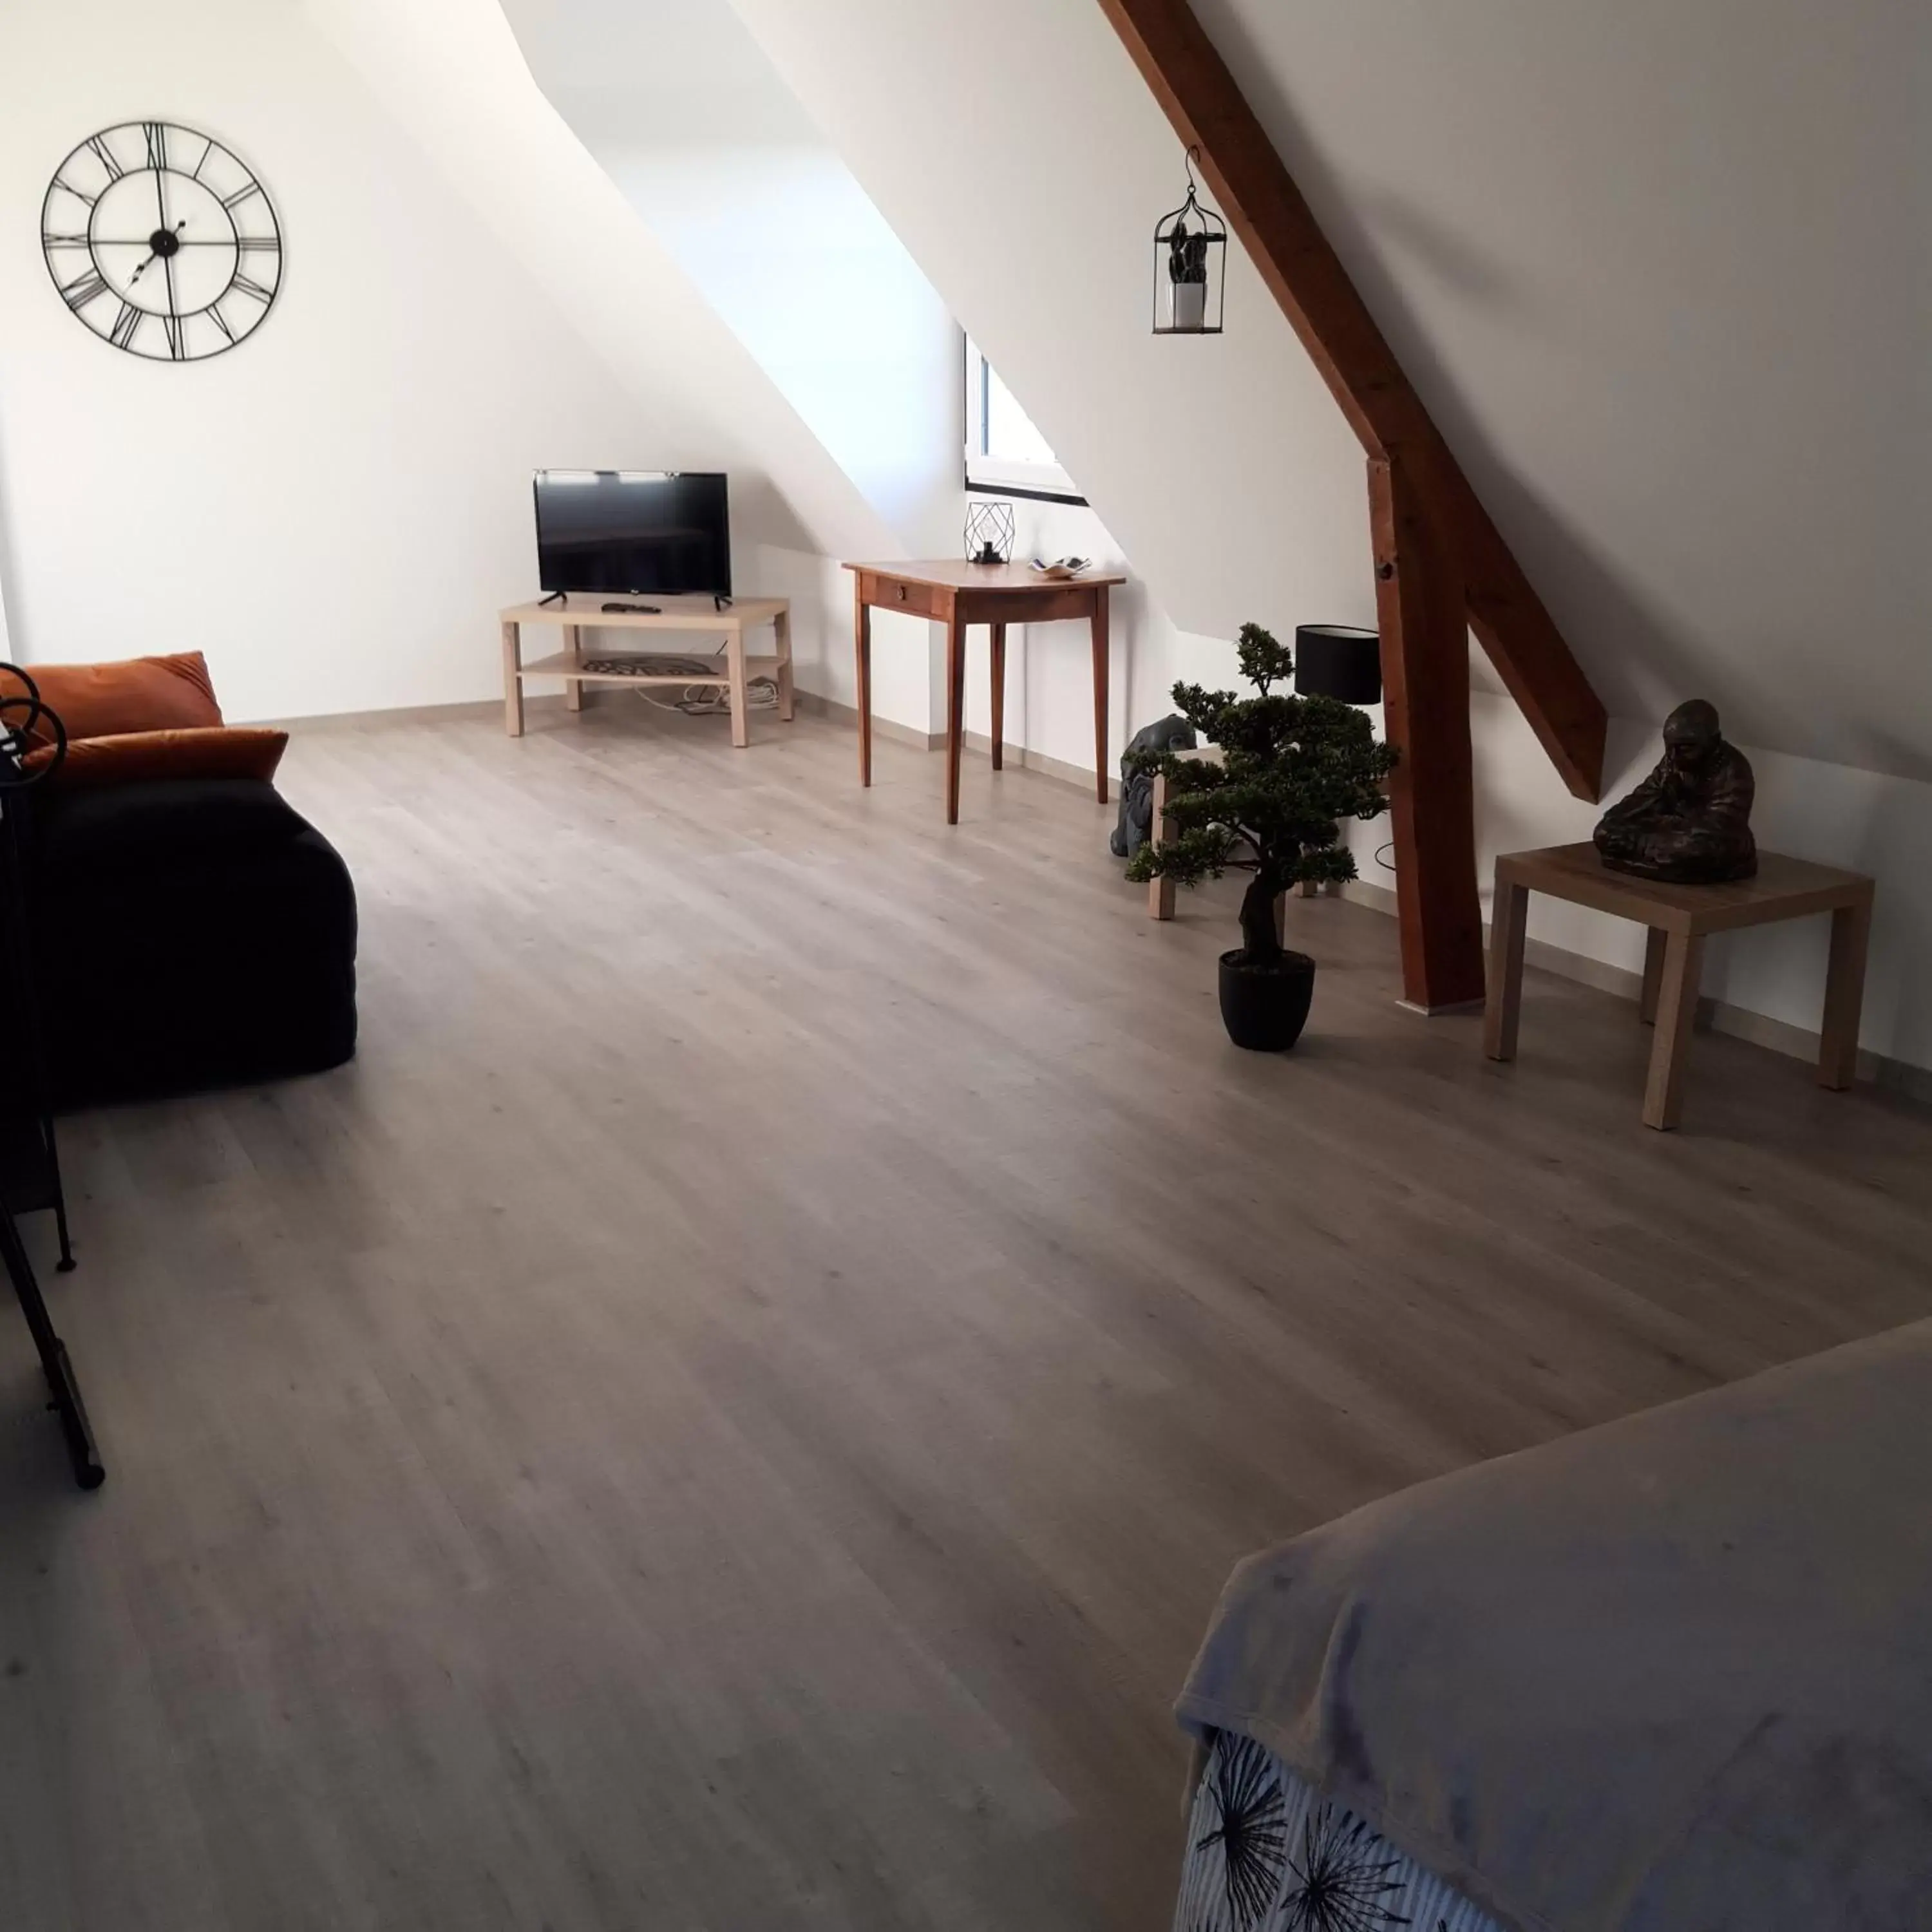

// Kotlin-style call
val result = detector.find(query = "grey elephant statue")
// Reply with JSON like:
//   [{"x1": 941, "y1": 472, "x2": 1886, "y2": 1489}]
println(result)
[{"x1": 1110, "y1": 712, "x2": 1198, "y2": 859}]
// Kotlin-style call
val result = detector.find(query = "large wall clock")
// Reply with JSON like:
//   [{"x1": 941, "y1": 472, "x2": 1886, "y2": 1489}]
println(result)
[{"x1": 41, "y1": 121, "x2": 281, "y2": 363}]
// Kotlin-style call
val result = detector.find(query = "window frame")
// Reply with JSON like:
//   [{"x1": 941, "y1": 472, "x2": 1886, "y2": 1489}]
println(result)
[{"x1": 962, "y1": 336, "x2": 1086, "y2": 506}]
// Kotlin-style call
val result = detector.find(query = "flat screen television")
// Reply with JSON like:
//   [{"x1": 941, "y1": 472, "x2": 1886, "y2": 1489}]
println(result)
[{"x1": 533, "y1": 470, "x2": 732, "y2": 599}]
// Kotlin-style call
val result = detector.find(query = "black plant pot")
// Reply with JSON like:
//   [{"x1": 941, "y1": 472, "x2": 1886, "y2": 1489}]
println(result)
[{"x1": 1218, "y1": 949, "x2": 1316, "y2": 1052}]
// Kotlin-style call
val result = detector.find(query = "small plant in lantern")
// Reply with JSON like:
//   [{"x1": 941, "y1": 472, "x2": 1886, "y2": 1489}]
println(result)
[{"x1": 1153, "y1": 146, "x2": 1226, "y2": 334}]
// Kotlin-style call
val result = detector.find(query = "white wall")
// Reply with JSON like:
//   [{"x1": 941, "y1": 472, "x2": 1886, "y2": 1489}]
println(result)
[
  {"x1": 0, "y1": 1, "x2": 636, "y2": 717},
  {"x1": 1196, "y1": 0, "x2": 1932, "y2": 781},
  {"x1": 0, "y1": 0, "x2": 889, "y2": 726},
  {"x1": 727, "y1": 0, "x2": 1932, "y2": 1075},
  {"x1": 502, "y1": 0, "x2": 961, "y2": 559}
]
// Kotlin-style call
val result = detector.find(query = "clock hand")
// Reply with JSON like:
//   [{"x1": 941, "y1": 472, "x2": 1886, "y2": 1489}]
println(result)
[{"x1": 129, "y1": 219, "x2": 187, "y2": 285}]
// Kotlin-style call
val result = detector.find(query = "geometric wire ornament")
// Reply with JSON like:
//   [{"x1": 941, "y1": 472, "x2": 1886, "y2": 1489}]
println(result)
[
  {"x1": 1153, "y1": 144, "x2": 1226, "y2": 336},
  {"x1": 41, "y1": 122, "x2": 283, "y2": 363},
  {"x1": 964, "y1": 497, "x2": 1018, "y2": 565}
]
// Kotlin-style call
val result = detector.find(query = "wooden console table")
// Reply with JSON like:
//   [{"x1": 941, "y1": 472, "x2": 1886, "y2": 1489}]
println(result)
[
  {"x1": 844, "y1": 561, "x2": 1125, "y2": 824},
  {"x1": 499, "y1": 594, "x2": 792, "y2": 747},
  {"x1": 1484, "y1": 842, "x2": 1875, "y2": 1130}
]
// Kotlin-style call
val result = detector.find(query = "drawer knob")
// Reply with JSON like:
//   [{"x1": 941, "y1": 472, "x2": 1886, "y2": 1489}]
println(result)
[{"x1": 897, "y1": 585, "x2": 909, "y2": 602}]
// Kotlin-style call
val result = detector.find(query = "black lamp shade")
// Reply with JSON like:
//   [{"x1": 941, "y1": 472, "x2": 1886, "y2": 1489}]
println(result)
[{"x1": 1295, "y1": 624, "x2": 1382, "y2": 705}]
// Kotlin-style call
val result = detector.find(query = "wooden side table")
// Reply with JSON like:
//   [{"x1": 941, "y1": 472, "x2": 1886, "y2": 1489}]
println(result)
[
  {"x1": 1483, "y1": 842, "x2": 1875, "y2": 1130},
  {"x1": 844, "y1": 560, "x2": 1126, "y2": 824},
  {"x1": 499, "y1": 594, "x2": 792, "y2": 747}
]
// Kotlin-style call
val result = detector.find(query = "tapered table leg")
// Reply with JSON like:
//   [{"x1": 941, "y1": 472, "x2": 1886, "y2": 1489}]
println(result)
[
  {"x1": 853, "y1": 583, "x2": 873, "y2": 786},
  {"x1": 563, "y1": 623, "x2": 584, "y2": 714},
  {"x1": 1090, "y1": 585, "x2": 1110, "y2": 804},
  {"x1": 945, "y1": 608, "x2": 967, "y2": 824},
  {"x1": 990, "y1": 621, "x2": 1007, "y2": 772}
]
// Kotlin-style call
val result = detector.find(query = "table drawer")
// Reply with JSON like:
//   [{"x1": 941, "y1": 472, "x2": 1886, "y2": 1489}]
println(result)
[{"x1": 860, "y1": 573, "x2": 947, "y2": 620}]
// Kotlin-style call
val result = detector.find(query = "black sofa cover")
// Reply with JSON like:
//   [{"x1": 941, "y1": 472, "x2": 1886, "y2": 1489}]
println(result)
[{"x1": 22, "y1": 776, "x2": 357, "y2": 1108}]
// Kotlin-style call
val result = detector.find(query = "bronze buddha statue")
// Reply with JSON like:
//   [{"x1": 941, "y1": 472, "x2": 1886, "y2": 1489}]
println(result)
[{"x1": 1594, "y1": 699, "x2": 1756, "y2": 884}]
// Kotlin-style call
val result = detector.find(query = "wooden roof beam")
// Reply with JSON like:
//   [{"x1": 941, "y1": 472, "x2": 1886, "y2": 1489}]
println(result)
[{"x1": 1097, "y1": 0, "x2": 1607, "y2": 803}]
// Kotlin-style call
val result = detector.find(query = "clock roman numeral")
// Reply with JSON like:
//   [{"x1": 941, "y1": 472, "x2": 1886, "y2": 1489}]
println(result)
[
  {"x1": 208, "y1": 304, "x2": 236, "y2": 346},
  {"x1": 232, "y1": 271, "x2": 274, "y2": 305},
  {"x1": 43, "y1": 230, "x2": 91, "y2": 249},
  {"x1": 162, "y1": 312, "x2": 185, "y2": 361},
  {"x1": 222, "y1": 181, "x2": 262, "y2": 212},
  {"x1": 86, "y1": 135, "x2": 125, "y2": 182},
  {"x1": 238, "y1": 235, "x2": 279, "y2": 254},
  {"x1": 143, "y1": 122, "x2": 169, "y2": 171},
  {"x1": 109, "y1": 303, "x2": 143, "y2": 350},
  {"x1": 55, "y1": 174, "x2": 99, "y2": 209},
  {"x1": 59, "y1": 268, "x2": 109, "y2": 310}
]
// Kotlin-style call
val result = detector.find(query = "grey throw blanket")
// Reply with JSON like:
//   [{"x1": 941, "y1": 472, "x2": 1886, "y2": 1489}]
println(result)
[{"x1": 1177, "y1": 1320, "x2": 1932, "y2": 1932}]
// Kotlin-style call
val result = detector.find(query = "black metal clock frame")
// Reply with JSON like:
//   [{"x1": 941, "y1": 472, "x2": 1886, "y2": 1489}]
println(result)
[{"x1": 41, "y1": 119, "x2": 281, "y2": 364}]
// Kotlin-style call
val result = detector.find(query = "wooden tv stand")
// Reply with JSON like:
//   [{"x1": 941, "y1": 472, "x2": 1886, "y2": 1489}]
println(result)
[{"x1": 499, "y1": 593, "x2": 793, "y2": 748}]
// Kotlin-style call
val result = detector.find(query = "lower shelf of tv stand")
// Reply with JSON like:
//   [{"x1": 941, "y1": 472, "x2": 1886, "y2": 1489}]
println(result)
[{"x1": 516, "y1": 650, "x2": 786, "y2": 687}]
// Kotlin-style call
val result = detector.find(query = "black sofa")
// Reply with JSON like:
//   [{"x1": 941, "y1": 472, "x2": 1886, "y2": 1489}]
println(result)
[{"x1": 18, "y1": 775, "x2": 357, "y2": 1109}]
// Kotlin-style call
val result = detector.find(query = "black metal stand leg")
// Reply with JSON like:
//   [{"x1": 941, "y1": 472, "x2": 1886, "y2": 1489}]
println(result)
[
  {"x1": 1, "y1": 1206, "x2": 103, "y2": 1490},
  {"x1": 47, "y1": 1124, "x2": 75, "y2": 1271}
]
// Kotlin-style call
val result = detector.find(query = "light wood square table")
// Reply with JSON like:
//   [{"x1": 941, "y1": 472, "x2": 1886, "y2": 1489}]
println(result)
[
  {"x1": 1484, "y1": 842, "x2": 1875, "y2": 1130},
  {"x1": 500, "y1": 594, "x2": 792, "y2": 747}
]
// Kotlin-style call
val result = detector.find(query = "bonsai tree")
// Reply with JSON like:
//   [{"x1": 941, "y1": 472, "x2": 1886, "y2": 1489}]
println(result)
[{"x1": 1124, "y1": 623, "x2": 1397, "y2": 965}]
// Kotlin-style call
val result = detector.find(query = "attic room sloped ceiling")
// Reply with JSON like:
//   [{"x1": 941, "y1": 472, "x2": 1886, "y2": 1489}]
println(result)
[{"x1": 725, "y1": 0, "x2": 1930, "y2": 787}]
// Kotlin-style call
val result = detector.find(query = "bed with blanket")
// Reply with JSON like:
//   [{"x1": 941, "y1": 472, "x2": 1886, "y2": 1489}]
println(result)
[{"x1": 1172, "y1": 1319, "x2": 1932, "y2": 1931}]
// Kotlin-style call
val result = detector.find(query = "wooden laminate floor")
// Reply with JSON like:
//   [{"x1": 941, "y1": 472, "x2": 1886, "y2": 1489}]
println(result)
[{"x1": 5, "y1": 703, "x2": 1930, "y2": 1932}]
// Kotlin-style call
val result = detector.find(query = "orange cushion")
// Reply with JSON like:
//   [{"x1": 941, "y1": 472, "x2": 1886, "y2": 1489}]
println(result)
[
  {"x1": 21, "y1": 727, "x2": 287, "y2": 790},
  {"x1": 1, "y1": 652, "x2": 222, "y2": 748}
]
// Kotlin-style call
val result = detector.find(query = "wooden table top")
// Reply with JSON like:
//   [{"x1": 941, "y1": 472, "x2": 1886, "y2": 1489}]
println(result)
[
  {"x1": 1499, "y1": 841, "x2": 1873, "y2": 934},
  {"x1": 502, "y1": 594, "x2": 788, "y2": 627},
  {"x1": 844, "y1": 560, "x2": 1127, "y2": 592}
]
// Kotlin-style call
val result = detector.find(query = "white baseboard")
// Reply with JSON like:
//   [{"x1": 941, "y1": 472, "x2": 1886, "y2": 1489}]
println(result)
[
  {"x1": 958, "y1": 727, "x2": 1107, "y2": 799},
  {"x1": 1340, "y1": 877, "x2": 1932, "y2": 1104},
  {"x1": 256, "y1": 693, "x2": 575, "y2": 732},
  {"x1": 790, "y1": 688, "x2": 940, "y2": 752},
  {"x1": 791, "y1": 690, "x2": 1111, "y2": 798}
]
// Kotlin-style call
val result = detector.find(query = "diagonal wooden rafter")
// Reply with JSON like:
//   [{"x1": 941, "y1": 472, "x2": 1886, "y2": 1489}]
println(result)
[{"x1": 1096, "y1": 0, "x2": 1607, "y2": 804}]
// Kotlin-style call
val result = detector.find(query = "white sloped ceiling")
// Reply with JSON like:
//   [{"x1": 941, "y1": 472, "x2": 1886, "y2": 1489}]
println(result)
[
  {"x1": 728, "y1": 0, "x2": 1931, "y2": 782},
  {"x1": 307, "y1": 0, "x2": 897, "y2": 565}
]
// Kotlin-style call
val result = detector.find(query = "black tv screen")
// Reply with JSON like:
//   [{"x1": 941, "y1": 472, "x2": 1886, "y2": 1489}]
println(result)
[{"x1": 533, "y1": 470, "x2": 732, "y2": 598}]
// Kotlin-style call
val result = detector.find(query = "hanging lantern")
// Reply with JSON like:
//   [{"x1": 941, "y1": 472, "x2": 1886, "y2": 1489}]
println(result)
[{"x1": 1153, "y1": 146, "x2": 1226, "y2": 336}]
